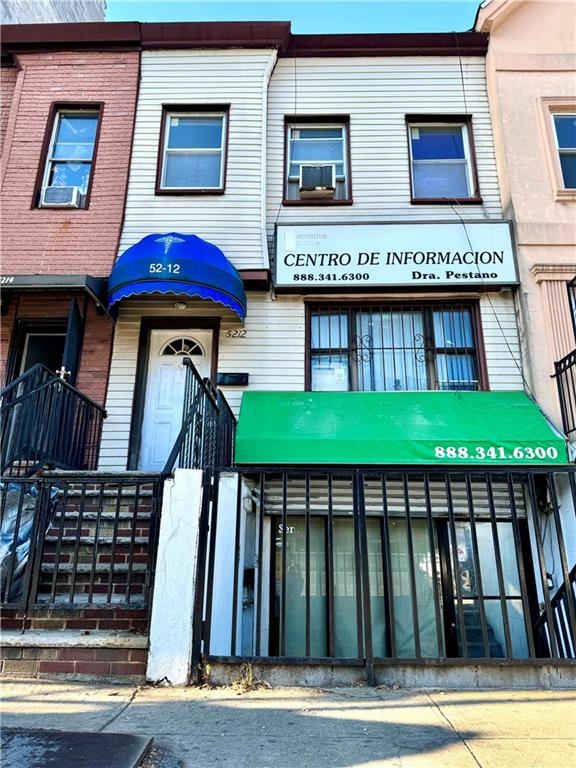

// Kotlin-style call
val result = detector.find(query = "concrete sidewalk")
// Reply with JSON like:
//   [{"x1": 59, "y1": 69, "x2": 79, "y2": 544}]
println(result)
[{"x1": 1, "y1": 678, "x2": 575, "y2": 768}]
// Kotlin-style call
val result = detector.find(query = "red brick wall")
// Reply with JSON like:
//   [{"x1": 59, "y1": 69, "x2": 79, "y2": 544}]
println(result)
[
  {"x1": 0, "y1": 66, "x2": 18, "y2": 157},
  {"x1": 0, "y1": 645, "x2": 147, "y2": 681},
  {"x1": 0, "y1": 292, "x2": 113, "y2": 405},
  {"x1": 0, "y1": 50, "x2": 139, "y2": 277}
]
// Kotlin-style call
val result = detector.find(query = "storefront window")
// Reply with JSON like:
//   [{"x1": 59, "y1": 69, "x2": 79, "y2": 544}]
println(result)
[{"x1": 309, "y1": 303, "x2": 481, "y2": 392}]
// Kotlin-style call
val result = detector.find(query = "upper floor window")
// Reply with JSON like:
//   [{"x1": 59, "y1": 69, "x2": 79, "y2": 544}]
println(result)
[
  {"x1": 284, "y1": 117, "x2": 351, "y2": 204},
  {"x1": 38, "y1": 107, "x2": 100, "y2": 209},
  {"x1": 407, "y1": 116, "x2": 480, "y2": 204},
  {"x1": 552, "y1": 114, "x2": 576, "y2": 189},
  {"x1": 157, "y1": 106, "x2": 229, "y2": 194},
  {"x1": 308, "y1": 303, "x2": 483, "y2": 392}
]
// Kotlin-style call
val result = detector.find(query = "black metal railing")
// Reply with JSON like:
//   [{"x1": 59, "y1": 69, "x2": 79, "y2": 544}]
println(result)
[
  {"x1": 553, "y1": 349, "x2": 576, "y2": 437},
  {"x1": 534, "y1": 563, "x2": 576, "y2": 659},
  {"x1": 163, "y1": 359, "x2": 236, "y2": 473},
  {"x1": 0, "y1": 473, "x2": 163, "y2": 610},
  {"x1": 1, "y1": 364, "x2": 106, "y2": 476},
  {"x1": 194, "y1": 466, "x2": 576, "y2": 680}
]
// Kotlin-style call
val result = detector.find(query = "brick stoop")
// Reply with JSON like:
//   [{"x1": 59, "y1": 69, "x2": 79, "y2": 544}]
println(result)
[
  {"x1": 0, "y1": 607, "x2": 149, "y2": 633},
  {"x1": 0, "y1": 631, "x2": 148, "y2": 683}
]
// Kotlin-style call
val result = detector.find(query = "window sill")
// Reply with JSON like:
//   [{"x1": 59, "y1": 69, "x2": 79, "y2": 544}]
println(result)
[
  {"x1": 155, "y1": 188, "x2": 226, "y2": 196},
  {"x1": 35, "y1": 204, "x2": 88, "y2": 211},
  {"x1": 282, "y1": 198, "x2": 354, "y2": 207},
  {"x1": 554, "y1": 188, "x2": 576, "y2": 202},
  {"x1": 410, "y1": 197, "x2": 483, "y2": 205}
]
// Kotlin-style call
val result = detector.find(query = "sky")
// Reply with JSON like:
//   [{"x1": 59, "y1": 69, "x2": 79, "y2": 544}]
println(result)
[{"x1": 105, "y1": 0, "x2": 482, "y2": 34}]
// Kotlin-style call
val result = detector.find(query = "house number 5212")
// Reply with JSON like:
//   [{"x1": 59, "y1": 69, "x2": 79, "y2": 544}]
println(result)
[{"x1": 226, "y1": 330, "x2": 247, "y2": 338}]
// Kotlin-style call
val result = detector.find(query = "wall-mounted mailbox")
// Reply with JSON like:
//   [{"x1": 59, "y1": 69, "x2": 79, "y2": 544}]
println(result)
[{"x1": 217, "y1": 372, "x2": 249, "y2": 386}]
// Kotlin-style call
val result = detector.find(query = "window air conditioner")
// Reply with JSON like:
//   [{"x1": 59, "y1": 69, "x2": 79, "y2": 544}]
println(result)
[
  {"x1": 299, "y1": 164, "x2": 336, "y2": 199},
  {"x1": 40, "y1": 186, "x2": 83, "y2": 208}
]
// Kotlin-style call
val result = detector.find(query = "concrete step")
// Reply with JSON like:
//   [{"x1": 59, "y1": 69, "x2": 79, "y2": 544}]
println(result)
[
  {"x1": 44, "y1": 536, "x2": 149, "y2": 545},
  {"x1": 34, "y1": 593, "x2": 147, "y2": 606},
  {"x1": 40, "y1": 563, "x2": 147, "y2": 573},
  {"x1": 52, "y1": 511, "x2": 152, "y2": 520}
]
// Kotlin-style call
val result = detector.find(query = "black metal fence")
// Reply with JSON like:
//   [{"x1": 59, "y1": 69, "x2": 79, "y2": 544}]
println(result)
[
  {"x1": 1, "y1": 364, "x2": 106, "y2": 476},
  {"x1": 195, "y1": 467, "x2": 576, "y2": 680},
  {"x1": 0, "y1": 473, "x2": 163, "y2": 610},
  {"x1": 163, "y1": 359, "x2": 236, "y2": 473},
  {"x1": 554, "y1": 349, "x2": 576, "y2": 438},
  {"x1": 534, "y1": 563, "x2": 576, "y2": 659}
]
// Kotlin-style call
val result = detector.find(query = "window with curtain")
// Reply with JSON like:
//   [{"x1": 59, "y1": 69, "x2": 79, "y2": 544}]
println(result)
[
  {"x1": 159, "y1": 108, "x2": 228, "y2": 191},
  {"x1": 285, "y1": 121, "x2": 351, "y2": 202},
  {"x1": 309, "y1": 304, "x2": 481, "y2": 392},
  {"x1": 407, "y1": 118, "x2": 478, "y2": 202}
]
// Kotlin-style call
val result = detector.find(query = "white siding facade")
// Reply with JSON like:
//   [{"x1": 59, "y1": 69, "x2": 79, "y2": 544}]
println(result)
[
  {"x1": 119, "y1": 49, "x2": 277, "y2": 269},
  {"x1": 100, "y1": 48, "x2": 525, "y2": 471},
  {"x1": 267, "y1": 56, "x2": 502, "y2": 235}
]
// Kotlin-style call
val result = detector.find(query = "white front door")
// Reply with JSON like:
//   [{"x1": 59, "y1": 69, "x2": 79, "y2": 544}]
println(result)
[{"x1": 139, "y1": 330, "x2": 213, "y2": 471}]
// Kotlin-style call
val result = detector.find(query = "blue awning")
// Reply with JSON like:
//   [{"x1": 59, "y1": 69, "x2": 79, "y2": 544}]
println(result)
[{"x1": 107, "y1": 232, "x2": 247, "y2": 320}]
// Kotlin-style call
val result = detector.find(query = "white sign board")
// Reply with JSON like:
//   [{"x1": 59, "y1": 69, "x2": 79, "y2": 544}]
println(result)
[{"x1": 275, "y1": 222, "x2": 517, "y2": 288}]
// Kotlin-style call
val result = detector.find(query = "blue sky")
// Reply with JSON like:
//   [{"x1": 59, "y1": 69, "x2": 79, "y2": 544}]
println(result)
[{"x1": 106, "y1": 1, "x2": 481, "y2": 34}]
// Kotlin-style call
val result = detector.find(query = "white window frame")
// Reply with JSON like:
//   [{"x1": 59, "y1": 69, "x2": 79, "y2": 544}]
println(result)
[
  {"x1": 286, "y1": 123, "x2": 349, "y2": 199},
  {"x1": 160, "y1": 111, "x2": 227, "y2": 191},
  {"x1": 551, "y1": 112, "x2": 576, "y2": 190},
  {"x1": 408, "y1": 121, "x2": 475, "y2": 201},
  {"x1": 40, "y1": 109, "x2": 99, "y2": 204}
]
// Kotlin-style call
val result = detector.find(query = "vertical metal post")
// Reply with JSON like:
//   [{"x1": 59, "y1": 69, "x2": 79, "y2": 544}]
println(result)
[
  {"x1": 527, "y1": 474, "x2": 558, "y2": 657},
  {"x1": 402, "y1": 473, "x2": 421, "y2": 658},
  {"x1": 255, "y1": 473, "x2": 265, "y2": 656},
  {"x1": 355, "y1": 471, "x2": 374, "y2": 685},
  {"x1": 464, "y1": 475, "x2": 490, "y2": 658}
]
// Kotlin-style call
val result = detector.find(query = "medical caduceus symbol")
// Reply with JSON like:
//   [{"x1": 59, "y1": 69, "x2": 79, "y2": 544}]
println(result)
[{"x1": 155, "y1": 235, "x2": 185, "y2": 255}]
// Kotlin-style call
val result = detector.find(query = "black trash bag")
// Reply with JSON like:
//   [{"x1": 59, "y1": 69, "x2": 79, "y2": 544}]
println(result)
[{"x1": 0, "y1": 483, "x2": 59, "y2": 602}]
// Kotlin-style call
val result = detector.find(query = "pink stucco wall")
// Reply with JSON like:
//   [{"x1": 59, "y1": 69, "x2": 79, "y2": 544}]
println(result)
[{"x1": 477, "y1": 0, "x2": 576, "y2": 426}]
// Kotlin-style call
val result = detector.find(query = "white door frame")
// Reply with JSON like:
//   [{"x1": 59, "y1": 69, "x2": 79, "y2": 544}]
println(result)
[{"x1": 128, "y1": 319, "x2": 219, "y2": 470}]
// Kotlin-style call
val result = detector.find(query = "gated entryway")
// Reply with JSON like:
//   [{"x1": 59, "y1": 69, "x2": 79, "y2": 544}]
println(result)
[{"x1": 192, "y1": 467, "x2": 576, "y2": 682}]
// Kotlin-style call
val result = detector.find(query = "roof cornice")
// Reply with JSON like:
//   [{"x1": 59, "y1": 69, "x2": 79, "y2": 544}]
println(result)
[{"x1": 1, "y1": 21, "x2": 488, "y2": 61}]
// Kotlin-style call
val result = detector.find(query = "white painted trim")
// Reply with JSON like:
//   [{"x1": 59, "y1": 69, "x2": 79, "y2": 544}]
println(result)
[{"x1": 260, "y1": 50, "x2": 278, "y2": 270}]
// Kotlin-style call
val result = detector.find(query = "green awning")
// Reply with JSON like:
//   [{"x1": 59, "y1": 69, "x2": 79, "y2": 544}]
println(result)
[{"x1": 235, "y1": 391, "x2": 568, "y2": 466}]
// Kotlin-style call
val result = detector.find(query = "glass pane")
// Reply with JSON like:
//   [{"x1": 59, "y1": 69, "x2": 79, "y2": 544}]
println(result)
[
  {"x1": 366, "y1": 519, "x2": 387, "y2": 658},
  {"x1": 164, "y1": 152, "x2": 221, "y2": 188},
  {"x1": 48, "y1": 162, "x2": 91, "y2": 193},
  {"x1": 311, "y1": 313, "x2": 348, "y2": 349},
  {"x1": 413, "y1": 161, "x2": 470, "y2": 198},
  {"x1": 411, "y1": 126, "x2": 465, "y2": 160},
  {"x1": 290, "y1": 162, "x2": 344, "y2": 177},
  {"x1": 474, "y1": 522, "x2": 521, "y2": 597},
  {"x1": 275, "y1": 517, "x2": 327, "y2": 657},
  {"x1": 355, "y1": 311, "x2": 427, "y2": 392},
  {"x1": 311, "y1": 354, "x2": 349, "y2": 391},
  {"x1": 553, "y1": 115, "x2": 576, "y2": 149},
  {"x1": 482, "y1": 601, "x2": 506, "y2": 657},
  {"x1": 559, "y1": 153, "x2": 576, "y2": 188},
  {"x1": 333, "y1": 520, "x2": 360, "y2": 658},
  {"x1": 456, "y1": 598, "x2": 506, "y2": 658},
  {"x1": 433, "y1": 309, "x2": 473, "y2": 348},
  {"x1": 295, "y1": 128, "x2": 343, "y2": 139},
  {"x1": 53, "y1": 113, "x2": 98, "y2": 160},
  {"x1": 291, "y1": 139, "x2": 343, "y2": 163},
  {"x1": 507, "y1": 598, "x2": 529, "y2": 658},
  {"x1": 21, "y1": 334, "x2": 66, "y2": 375},
  {"x1": 436, "y1": 354, "x2": 478, "y2": 391},
  {"x1": 167, "y1": 116, "x2": 223, "y2": 149},
  {"x1": 389, "y1": 519, "x2": 439, "y2": 658}
]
